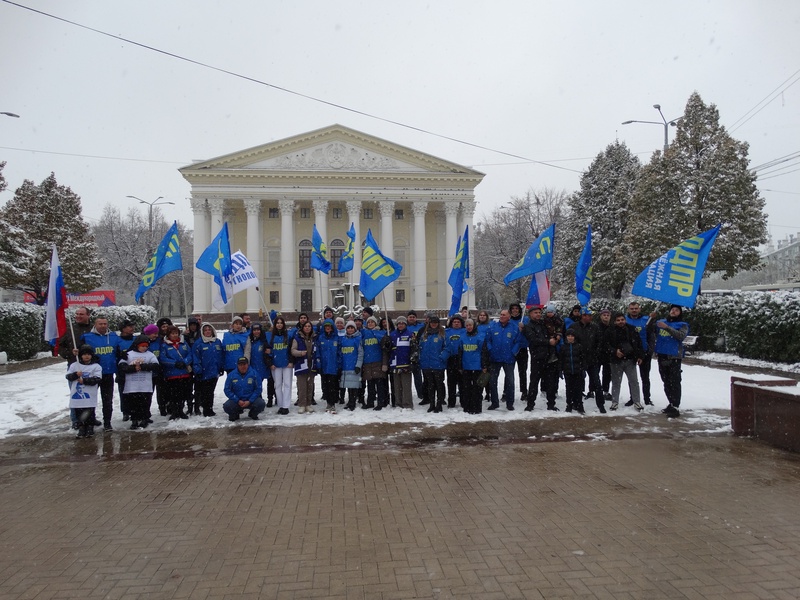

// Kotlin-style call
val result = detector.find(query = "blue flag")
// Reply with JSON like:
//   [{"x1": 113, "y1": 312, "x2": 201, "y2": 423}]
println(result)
[
  {"x1": 448, "y1": 226, "x2": 469, "y2": 316},
  {"x1": 631, "y1": 225, "x2": 721, "y2": 308},
  {"x1": 575, "y1": 225, "x2": 593, "y2": 307},
  {"x1": 311, "y1": 224, "x2": 332, "y2": 274},
  {"x1": 359, "y1": 229, "x2": 402, "y2": 301},
  {"x1": 504, "y1": 223, "x2": 556, "y2": 286},
  {"x1": 196, "y1": 222, "x2": 234, "y2": 305},
  {"x1": 135, "y1": 222, "x2": 183, "y2": 302},
  {"x1": 338, "y1": 222, "x2": 356, "y2": 274}
]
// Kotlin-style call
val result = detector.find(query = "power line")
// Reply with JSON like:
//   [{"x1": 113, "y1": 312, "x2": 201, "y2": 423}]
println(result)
[
  {"x1": 1, "y1": 0, "x2": 582, "y2": 175},
  {"x1": 729, "y1": 68, "x2": 800, "y2": 133},
  {"x1": 0, "y1": 145, "x2": 186, "y2": 164}
]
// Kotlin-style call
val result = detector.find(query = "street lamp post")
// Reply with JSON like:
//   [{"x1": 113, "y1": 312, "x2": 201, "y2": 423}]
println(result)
[
  {"x1": 622, "y1": 104, "x2": 682, "y2": 153},
  {"x1": 125, "y1": 195, "x2": 175, "y2": 239}
]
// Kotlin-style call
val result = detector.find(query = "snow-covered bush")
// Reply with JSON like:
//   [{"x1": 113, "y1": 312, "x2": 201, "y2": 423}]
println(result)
[{"x1": 0, "y1": 303, "x2": 47, "y2": 360}]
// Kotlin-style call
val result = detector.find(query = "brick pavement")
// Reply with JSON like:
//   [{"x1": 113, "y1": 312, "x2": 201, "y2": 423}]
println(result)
[{"x1": 1, "y1": 419, "x2": 800, "y2": 599}]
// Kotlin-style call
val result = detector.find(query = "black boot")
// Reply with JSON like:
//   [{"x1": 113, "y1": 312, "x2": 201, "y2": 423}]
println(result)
[{"x1": 524, "y1": 399, "x2": 535, "y2": 412}]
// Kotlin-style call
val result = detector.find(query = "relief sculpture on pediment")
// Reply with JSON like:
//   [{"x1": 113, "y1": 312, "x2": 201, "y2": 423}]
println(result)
[{"x1": 274, "y1": 142, "x2": 399, "y2": 171}]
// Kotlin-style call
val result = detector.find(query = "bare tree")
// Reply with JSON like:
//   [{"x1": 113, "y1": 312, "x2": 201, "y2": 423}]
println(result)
[{"x1": 474, "y1": 187, "x2": 569, "y2": 309}]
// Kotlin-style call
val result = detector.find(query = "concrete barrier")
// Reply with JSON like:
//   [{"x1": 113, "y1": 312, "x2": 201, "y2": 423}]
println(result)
[{"x1": 731, "y1": 376, "x2": 800, "y2": 452}]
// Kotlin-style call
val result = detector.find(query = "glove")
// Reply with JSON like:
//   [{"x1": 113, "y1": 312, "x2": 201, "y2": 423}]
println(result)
[
  {"x1": 381, "y1": 365, "x2": 388, "y2": 373},
  {"x1": 354, "y1": 367, "x2": 361, "y2": 375},
  {"x1": 175, "y1": 361, "x2": 186, "y2": 369}
]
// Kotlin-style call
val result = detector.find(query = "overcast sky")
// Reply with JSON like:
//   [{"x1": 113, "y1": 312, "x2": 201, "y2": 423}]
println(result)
[{"x1": 1, "y1": 1, "x2": 798, "y2": 244}]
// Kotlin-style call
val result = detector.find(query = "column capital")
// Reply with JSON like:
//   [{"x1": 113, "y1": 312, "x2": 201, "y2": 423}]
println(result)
[
  {"x1": 346, "y1": 200, "x2": 362, "y2": 215},
  {"x1": 243, "y1": 198, "x2": 262, "y2": 217},
  {"x1": 312, "y1": 199, "x2": 329, "y2": 215},
  {"x1": 461, "y1": 201, "x2": 476, "y2": 219},
  {"x1": 279, "y1": 198, "x2": 295, "y2": 216},
  {"x1": 443, "y1": 202, "x2": 460, "y2": 217},
  {"x1": 190, "y1": 197, "x2": 206, "y2": 213},
  {"x1": 378, "y1": 200, "x2": 396, "y2": 218},
  {"x1": 412, "y1": 201, "x2": 428, "y2": 218},
  {"x1": 208, "y1": 197, "x2": 225, "y2": 215}
]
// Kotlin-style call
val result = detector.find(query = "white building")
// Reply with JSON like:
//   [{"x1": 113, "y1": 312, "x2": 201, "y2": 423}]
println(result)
[{"x1": 180, "y1": 125, "x2": 484, "y2": 315}]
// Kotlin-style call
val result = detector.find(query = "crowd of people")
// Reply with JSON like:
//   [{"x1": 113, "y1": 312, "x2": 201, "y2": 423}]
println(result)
[{"x1": 57, "y1": 301, "x2": 690, "y2": 438}]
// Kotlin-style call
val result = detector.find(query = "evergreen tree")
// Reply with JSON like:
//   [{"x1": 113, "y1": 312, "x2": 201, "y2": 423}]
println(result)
[
  {"x1": 626, "y1": 92, "x2": 768, "y2": 279},
  {"x1": 0, "y1": 172, "x2": 103, "y2": 304},
  {"x1": 0, "y1": 162, "x2": 31, "y2": 279},
  {"x1": 554, "y1": 141, "x2": 641, "y2": 299}
]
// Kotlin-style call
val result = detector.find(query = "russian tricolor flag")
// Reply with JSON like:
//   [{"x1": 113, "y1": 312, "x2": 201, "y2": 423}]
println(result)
[
  {"x1": 44, "y1": 245, "x2": 68, "y2": 347},
  {"x1": 525, "y1": 271, "x2": 550, "y2": 309}
]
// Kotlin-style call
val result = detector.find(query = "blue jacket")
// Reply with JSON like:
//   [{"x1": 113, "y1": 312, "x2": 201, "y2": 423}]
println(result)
[
  {"x1": 222, "y1": 330, "x2": 249, "y2": 371},
  {"x1": 654, "y1": 319, "x2": 689, "y2": 357},
  {"x1": 460, "y1": 329, "x2": 488, "y2": 371},
  {"x1": 389, "y1": 329, "x2": 413, "y2": 370},
  {"x1": 315, "y1": 324, "x2": 341, "y2": 375},
  {"x1": 224, "y1": 367, "x2": 263, "y2": 401},
  {"x1": 486, "y1": 320, "x2": 523, "y2": 364},
  {"x1": 418, "y1": 326, "x2": 450, "y2": 370},
  {"x1": 80, "y1": 329, "x2": 121, "y2": 374},
  {"x1": 361, "y1": 327, "x2": 385, "y2": 364},
  {"x1": 193, "y1": 336, "x2": 223, "y2": 381},
  {"x1": 292, "y1": 333, "x2": 316, "y2": 374},
  {"x1": 248, "y1": 334, "x2": 270, "y2": 380},
  {"x1": 267, "y1": 330, "x2": 292, "y2": 369},
  {"x1": 338, "y1": 332, "x2": 363, "y2": 371},
  {"x1": 148, "y1": 337, "x2": 162, "y2": 359},
  {"x1": 159, "y1": 340, "x2": 194, "y2": 379},
  {"x1": 445, "y1": 327, "x2": 466, "y2": 357},
  {"x1": 626, "y1": 315, "x2": 652, "y2": 353}
]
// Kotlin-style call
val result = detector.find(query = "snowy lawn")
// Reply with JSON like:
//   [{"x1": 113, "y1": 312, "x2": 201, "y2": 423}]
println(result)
[{"x1": 2, "y1": 357, "x2": 794, "y2": 439}]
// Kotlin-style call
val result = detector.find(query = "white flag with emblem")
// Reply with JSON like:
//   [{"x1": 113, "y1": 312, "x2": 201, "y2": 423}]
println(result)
[{"x1": 211, "y1": 250, "x2": 259, "y2": 310}]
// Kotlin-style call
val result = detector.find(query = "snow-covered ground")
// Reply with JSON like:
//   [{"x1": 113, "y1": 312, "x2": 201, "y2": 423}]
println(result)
[{"x1": 2, "y1": 355, "x2": 794, "y2": 439}]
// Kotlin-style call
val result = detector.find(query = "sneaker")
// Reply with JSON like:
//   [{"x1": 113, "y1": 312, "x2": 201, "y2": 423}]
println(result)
[
  {"x1": 644, "y1": 399, "x2": 654, "y2": 406},
  {"x1": 92, "y1": 418, "x2": 102, "y2": 426},
  {"x1": 76, "y1": 427, "x2": 86, "y2": 439},
  {"x1": 103, "y1": 422, "x2": 113, "y2": 431},
  {"x1": 130, "y1": 421, "x2": 140, "y2": 430},
  {"x1": 277, "y1": 407, "x2": 289, "y2": 415},
  {"x1": 634, "y1": 402, "x2": 644, "y2": 411},
  {"x1": 610, "y1": 402, "x2": 618, "y2": 411},
  {"x1": 228, "y1": 413, "x2": 240, "y2": 422},
  {"x1": 565, "y1": 406, "x2": 573, "y2": 413},
  {"x1": 488, "y1": 403, "x2": 499, "y2": 410},
  {"x1": 248, "y1": 411, "x2": 259, "y2": 420},
  {"x1": 86, "y1": 426, "x2": 94, "y2": 437},
  {"x1": 547, "y1": 406, "x2": 559, "y2": 412},
  {"x1": 326, "y1": 406, "x2": 337, "y2": 414},
  {"x1": 584, "y1": 391, "x2": 594, "y2": 399},
  {"x1": 664, "y1": 404, "x2": 681, "y2": 418},
  {"x1": 598, "y1": 406, "x2": 607, "y2": 414},
  {"x1": 624, "y1": 400, "x2": 634, "y2": 407},
  {"x1": 506, "y1": 403, "x2": 514, "y2": 411}
]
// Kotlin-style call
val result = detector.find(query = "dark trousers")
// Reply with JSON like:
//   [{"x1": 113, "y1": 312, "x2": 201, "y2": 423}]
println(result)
[
  {"x1": 366, "y1": 377, "x2": 388, "y2": 407},
  {"x1": 516, "y1": 349, "x2": 529, "y2": 399},
  {"x1": 125, "y1": 392, "x2": 152, "y2": 423},
  {"x1": 639, "y1": 353, "x2": 652, "y2": 402},
  {"x1": 321, "y1": 374, "x2": 339, "y2": 407},
  {"x1": 585, "y1": 364, "x2": 605, "y2": 408},
  {"x1": 600, "y1": 360, "x2": 611, "y2": 395},
  {"x1": 542, "y1": 362, "x2": 560, "y2": 408},
  {"x1": 163, "y1": 377, "x2": 192, "y2": 417},
  {"x1": 412, "y1": 365, "x2": 424, "y2": 398},
  {"x1": 100, "y1": 374, "x2": 114, "y2": 425},
  {"x1": 446, "y1": 359, "x2": 462, "y2": 408},
  {"x1": 658, "y1": 357, "x2": 682, "y2": 407},
  {"x1": 267, "y1": 377, "x2": 276, "y2": 403},
  {"x1": 564, "y1": 372, "x2": 584, "y2": 410},
  {"x1": 489, "y1": 362, "x2": 515, "y2": 408},
  {"x1": 195, "y1": 378, "x2": 218, "y2": 415},
  {"x1": 116, "y1": 373, "x2": 128, "y2": 416},
  {"x1": 462, "y1": 370, "x2": 482, "y2": 414},
  {"x1": 528, "y1": 356, "x2": 546, "y2": 404},
  {"x1": 422, "y1": 369, "x2": 445, "y2": 411}
]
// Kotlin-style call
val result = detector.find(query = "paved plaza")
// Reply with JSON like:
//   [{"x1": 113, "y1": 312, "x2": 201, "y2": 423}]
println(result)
[{"x1": 1, "y1": 411, "x2": 799, "y2": 599}]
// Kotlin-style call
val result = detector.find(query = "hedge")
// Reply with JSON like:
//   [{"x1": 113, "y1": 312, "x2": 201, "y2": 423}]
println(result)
[{"x1": 0, "y1": 304, "x2": 158, "y2": 362}]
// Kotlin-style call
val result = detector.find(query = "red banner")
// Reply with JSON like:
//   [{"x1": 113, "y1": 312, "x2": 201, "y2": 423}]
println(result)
[{"x1": 26, "y1": 290, "x2": 117, "y2": 307}]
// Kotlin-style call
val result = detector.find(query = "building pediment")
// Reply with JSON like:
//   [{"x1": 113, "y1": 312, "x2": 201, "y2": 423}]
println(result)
[{"x1": 181, "y1": 124, "x2": 483, "y2": 177}]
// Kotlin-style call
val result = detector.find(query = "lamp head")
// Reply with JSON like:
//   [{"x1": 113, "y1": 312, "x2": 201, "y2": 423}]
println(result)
[{"x1": 653, "y1": 104, "x2": 661, "y2": 110}]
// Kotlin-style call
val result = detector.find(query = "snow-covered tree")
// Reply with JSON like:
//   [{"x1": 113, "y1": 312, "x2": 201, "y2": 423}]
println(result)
[
  {"x1": 474, "y1": 188, "x2": 568, "y2": 307},
  {"x1": 0, "y1": 162, "x2": 29, "y2": 278},
  {"x1": 0, "y1": 172, "x2": 103, "y2": 304},
  {"x1": 553, "y1": 141, "x2": 641, "y2": 299},
  {"x1": 625, "y1": 92, "x2": 768, "y2": 279},
  {"x1": 92, "y1": 204, "x2": 193, "y2": 315}
]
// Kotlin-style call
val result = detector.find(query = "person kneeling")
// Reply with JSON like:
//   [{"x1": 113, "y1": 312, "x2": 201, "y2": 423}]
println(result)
[{"x1": 223, "y1": 357, "x2": 265, "y2": 421}]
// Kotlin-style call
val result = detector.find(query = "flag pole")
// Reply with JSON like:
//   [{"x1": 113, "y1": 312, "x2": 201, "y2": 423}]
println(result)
[
  {"x1": 381, "y1": 290, "x2": 391, "y2": 333},
  {"x1": 255, "y1": 287, "x2": 274, "y2": 329}
]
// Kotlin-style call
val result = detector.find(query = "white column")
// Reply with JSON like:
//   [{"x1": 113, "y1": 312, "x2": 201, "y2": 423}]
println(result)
[
  {"x1": 461, "y1": 200, "x2": 477, "y2": 310},
  {"x1": 346, "y1": 200, "x2": 361, "y2": 308},
  {"x1": 313, "y1": 200, "x2": 329, "y2": 312},
  {"x1": 207, "y1": 198, "x2": 225, "y2": 313},
  {"x1": 412, "y1": 201, "x2": 428, "y2": 311},
  {"x1": 190, "y1": 196, "x2": 210, "y2": 313},
  {"x1": 378, "y1": 200, "x2": 396, "y2": 311},
  {"x1": 444, "y1": 202, "x2": 459, "y2": 311},
  {"x1": 279, "y1": 199, "x2": 296, "y2": 312},
  {"x1": 243, "y1": 198, "x2": 262, "y2": 313}
]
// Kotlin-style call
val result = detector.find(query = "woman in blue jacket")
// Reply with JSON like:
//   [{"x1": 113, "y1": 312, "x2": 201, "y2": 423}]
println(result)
[
  {"x1": 159, "y1": 326, "x2": 194, "y2": 420},
  {"x1": 416, "y1": 315, "x2": 450, "y2": 413},
  {"x1": 459, "y1": 318, "x2": 489, "y2": 414},
  {"x1": 245, "y1": 323, "x2": 270, "y2": 402},
  {"x1": 266, "y1": 317, "x2": 293, "y2": 415},
  {"x1": 338, "y1": 321, "x2": 363, "y2": 411},
  {"x1": 193, "y1": 322, "x2": 223, "y2": 417},
  {"x1": 315, "y1": 319, "x2": 341, "y2": 413}
]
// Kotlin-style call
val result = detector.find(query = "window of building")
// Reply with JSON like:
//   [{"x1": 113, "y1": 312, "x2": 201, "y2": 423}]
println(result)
[
  {"x1": 395, "y1": 209, "x2": 404, "y2": 220},
  {"x1": 298, "y1": 239, "x2": 312, "y2": 278},
  {"x1": 300, "y1": 207, "x2": 311, "y2": 219},
  {"x1": 329, "y1": 238, "x2": 345, "y2": 278},
  {"x1": 332, "y1": 208, "x2": 342, "y2": 219},
  {"x1": 268, "y1": 207, "x2": 279, "y2": 219},
  {"x1": 395, "y1": 289, "x2": 406, "y2": 303},
  {"x1": 268, "y1": 249, "x2": 280, "y2": 278},
  {"x1": 363, "y1": 208, "x2": 374, "y2": 220},
  {"x1": 269, "y1": 291, "x2": 279, "y2": 304}
]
